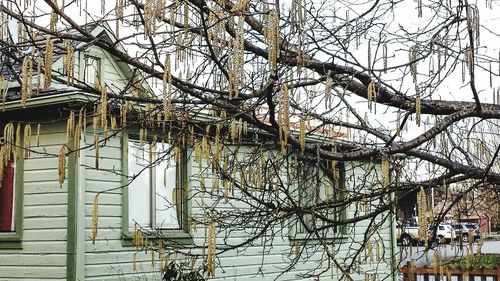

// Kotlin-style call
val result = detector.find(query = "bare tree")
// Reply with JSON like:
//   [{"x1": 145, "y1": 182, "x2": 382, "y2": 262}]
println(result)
[{"x1": 0, "y1": 0, "x2": 499, "y2": 280}]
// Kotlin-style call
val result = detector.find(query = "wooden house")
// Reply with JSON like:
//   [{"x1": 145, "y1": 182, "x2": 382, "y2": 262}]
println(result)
[{"x1": 0, "y1": 22, "x2": 397, "y2": 281}]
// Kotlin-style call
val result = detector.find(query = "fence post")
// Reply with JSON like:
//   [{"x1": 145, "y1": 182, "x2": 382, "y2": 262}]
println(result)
[
  {"x1": 496, "y1": 264, "x2": 500, "y2": 281},
  {"x1": 403, "y1": 261, "x2": 413, "y2": 281}
]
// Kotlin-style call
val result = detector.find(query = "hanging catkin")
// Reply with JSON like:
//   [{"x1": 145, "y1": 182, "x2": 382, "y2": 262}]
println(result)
[
  {"x1": 63, "y1": 40, "x2": 75, "y2": 85},
  {"x1": 433, "y1": 250, "x2": 441, "y2": 276},
  {"x1": 299, "y1": 116, "x2": 306, "y2": 153},
  {"x1": 3, "y1": 123, "x2": 16, "y2": 161},
  {"x1": 121, "y1": 101, "x2": 129, "y2": 129},
  {"x1": 144, "y1": 0, "x2": 155, "y2": 38},
  {"x1": 49, "y1": 4, "x2": 57, "y2": 32},
  {"x1": 267, "y1": 10, "x2": 279, "y2": 74},
  {"x1": 207, "y1": 221, "x2": 216, "y2": 276},
  {"x1": 3, "y1": 123, "x2": 14, "y2": 161},
  {"x1": 115, "y1": 0, "x2": 124, "y2": 38},
  {"x1": 99, "y1": 87, "x2": 108, "y2": 134},
  {"x1": 396, "y1": 112, "x2": 401, "y2": 136},
  {"x1": 0, "y1": 146, "x2": 5, "y2": 180},
  {"x1": 417, "y1": 186, "x2": 428, "y2": 242},
  {"x1": 163, "y1": 54, "x2": 172, "y2": 120},
  {"x1": 67, "y1": 111, "x2": 75, "y2": 146},
  {"x1": 381, "y1": 157, "x2": 389, "y2": 189},
  {"x1": 24, "y1": 124, "x2": 31, "y2": 158},
  {"x1": 156, "y1": 0, "x2": 166, "y2": 20},
  {"x1": 15, "y1": 124, "x2": 21, "y2": 160},
  {"x1": 231, "y1": 0, "x2": 250, "y2": 12},
  {"x1": 409, "y1": 45, "x2": 418, "y2": 83},
  {"x1": 183, "y1": 0, "x2": 189, "y2": 39},
  {"x1": 44, "y1": 37, "x2": 54, "y2": 88},
  {"x1": 21, "y1": 56, "x2": 32, "y2": 108},
  {"x1": 279, "y1": 83, "x2": 290, "y2": 155},
  {"x1": 58, "y1": 145, "x2": 66, "y2": 187},
  {"x1": 473, "y1": 7, "x2": 480, "y2": 46},
  {"x1": 367, "y1": 39, "x2": 372, "y2": 71},
  {"x1": 466, "y1": 47, "x2": 473, "y2": 77},
  {"x1": 92, "y1": 194, "x2": 99, "y2": 244},
  {"x1": 367, "y1": 81, "x2": 376, "y2": 112},
  {"x1": 325, "y1": 74, "x2": 333, "y2": 108},
  {"x1": 415, "y1": 87, "x2": 421, "y2": 126}
]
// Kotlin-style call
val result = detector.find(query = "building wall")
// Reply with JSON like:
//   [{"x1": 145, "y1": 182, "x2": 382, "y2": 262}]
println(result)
[
  {"x1": 0, "y1": 121, "x2": 69, "y2": 280},
  {"x1": 0, "y1": 38, "x2": 395, "y2": 279},
  {"x1": 0, "y1": 121, "x2": 395, "y2": 281},
  {"x1": 81, "y1": 136, "x2": 395, "y2": 281},
  {"x1": 81, "y1": 132, "x2": 161, "y2": 280},
  {"x1": 0, "y1": 30, "x2": 160, "y2": 280},
  {"x1": 51, "y1": 43, "x2": 129, "y2": 93},
  {"x1": 186, "y1": 148, "x2": 395, "y2": 281}
]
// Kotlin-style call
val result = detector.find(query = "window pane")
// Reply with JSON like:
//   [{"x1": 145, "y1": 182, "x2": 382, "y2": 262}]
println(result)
[
  {"x1": 84, "y1": 56, "x2": 99, "y2": 85},
  {"x1": 292, "y1": 160, "x2": 342, "y2": 236},
  {"x1": 0, "y1": 160, "x2": 15, "y2": 232},
  {"x1": 128, "y1": 141, "x2": 151, "y2": 229},
  {"x1": 154, "y1": 143, "x2": 180, "y2": 229},
  {"x1": 298, "y1": 163, "x2": 317, "y2": 233}
]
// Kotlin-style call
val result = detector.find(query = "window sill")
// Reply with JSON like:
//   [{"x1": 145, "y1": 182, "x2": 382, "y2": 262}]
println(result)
[
  {"x1": 121, "y1": 229, "x2": 193, "y2": 247},
  {"x1": 0, "y1": 233, "x2": 22, "y2": 249}
]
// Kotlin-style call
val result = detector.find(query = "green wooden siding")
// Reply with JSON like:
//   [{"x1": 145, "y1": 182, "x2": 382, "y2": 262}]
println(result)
[
  {"x1": 0, "y1": 122, "x2": 69, "y2": 279},
  {"x1": 81, "y1": 130, "x2": 161, "y2": 280}
]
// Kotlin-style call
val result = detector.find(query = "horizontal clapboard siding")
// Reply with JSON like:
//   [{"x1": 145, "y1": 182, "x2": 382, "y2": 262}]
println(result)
[
  {"x1": 0, "y1": 120, "x2": 394, "y2": 281},
  {"x1": 82, "y1": 132, "x2": 161, "y2": 280},
  {"x1": 185, "y1": 148, "x2": 394, "y2": 281},
  {"x1": 0, "y1": 121, "x2": 68, "y2": 280},
  {"x1": 81, "y1": 142, "x2": 394, "y2": 281}
]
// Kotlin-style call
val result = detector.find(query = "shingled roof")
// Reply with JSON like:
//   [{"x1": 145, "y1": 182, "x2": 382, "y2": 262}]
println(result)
[{"x1": 0, "y1": 20, "x2": 147, "y2": 104}]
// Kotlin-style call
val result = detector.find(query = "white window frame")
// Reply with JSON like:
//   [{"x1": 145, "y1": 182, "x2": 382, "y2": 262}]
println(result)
[
  {"x1": 289, "y1": 158, "x2": 345, "y2": 240},
  {"x1": 83, "y1": 55, "x2": 101, "y2": 85},
  {"x1": 127, "y1": 139, "x2": 186, "y2": 231}
]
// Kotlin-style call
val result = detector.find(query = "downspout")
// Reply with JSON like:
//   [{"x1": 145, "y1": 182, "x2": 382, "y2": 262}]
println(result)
[
  {"x1": 69, "y1": 50, "x2": 86, "y2": 281},
  {"x1": 67, "y1": 130, "x2": 86, "y2": 280},
  {"x1": 76, "y1": 138, "x2": 86, "y2": 280},
  {"x1": 67, "y1": 141, "x2": 78, "y2": 280}
]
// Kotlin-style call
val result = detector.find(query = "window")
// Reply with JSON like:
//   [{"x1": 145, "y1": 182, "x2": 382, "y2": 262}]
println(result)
[
  {"x1": 0, "y1": 160, "x2": 15, "y2": 232},
  {"x1": 84, "y1": 55, "x2": 100, "y2": 85},
  {"x1": 289, "y1": 158, "x2": 345, "y2": 239},
  {"x1": 0, "y1": 138, "x2": 23, "y2": 248},
  {"x1": 127, "y1": 139, "x2": 187, "y2": 230}
]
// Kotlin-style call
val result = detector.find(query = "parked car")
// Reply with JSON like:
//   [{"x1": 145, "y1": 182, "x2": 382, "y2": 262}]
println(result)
[
  {"x1": 431, "y1": 224, "x2": 456, "y2": 244},
  {"x1": 452, "y1": 223, "x2": 480, "y2": 241},
  {"x1": 463, "y1": 223, "x2": 481, "y2": 240},
  {"x1": 453, "y1": 223, "x2": 469, "y2": 242}
]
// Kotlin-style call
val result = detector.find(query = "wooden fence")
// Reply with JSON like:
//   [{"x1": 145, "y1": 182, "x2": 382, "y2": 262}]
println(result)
[{"x1": 400, "y1": 261, "x2": 500, "y2": 281}]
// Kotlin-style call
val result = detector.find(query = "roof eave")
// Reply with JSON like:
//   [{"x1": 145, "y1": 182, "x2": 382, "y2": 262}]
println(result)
[{"x1": 1, "y1": 91, "x2": 98, "y2": 111}]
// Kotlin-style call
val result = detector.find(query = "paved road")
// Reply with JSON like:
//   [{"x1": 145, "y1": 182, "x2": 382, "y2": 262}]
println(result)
[{"x1": 399, "y1": 240, "x2": 500, "y2": 267}]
